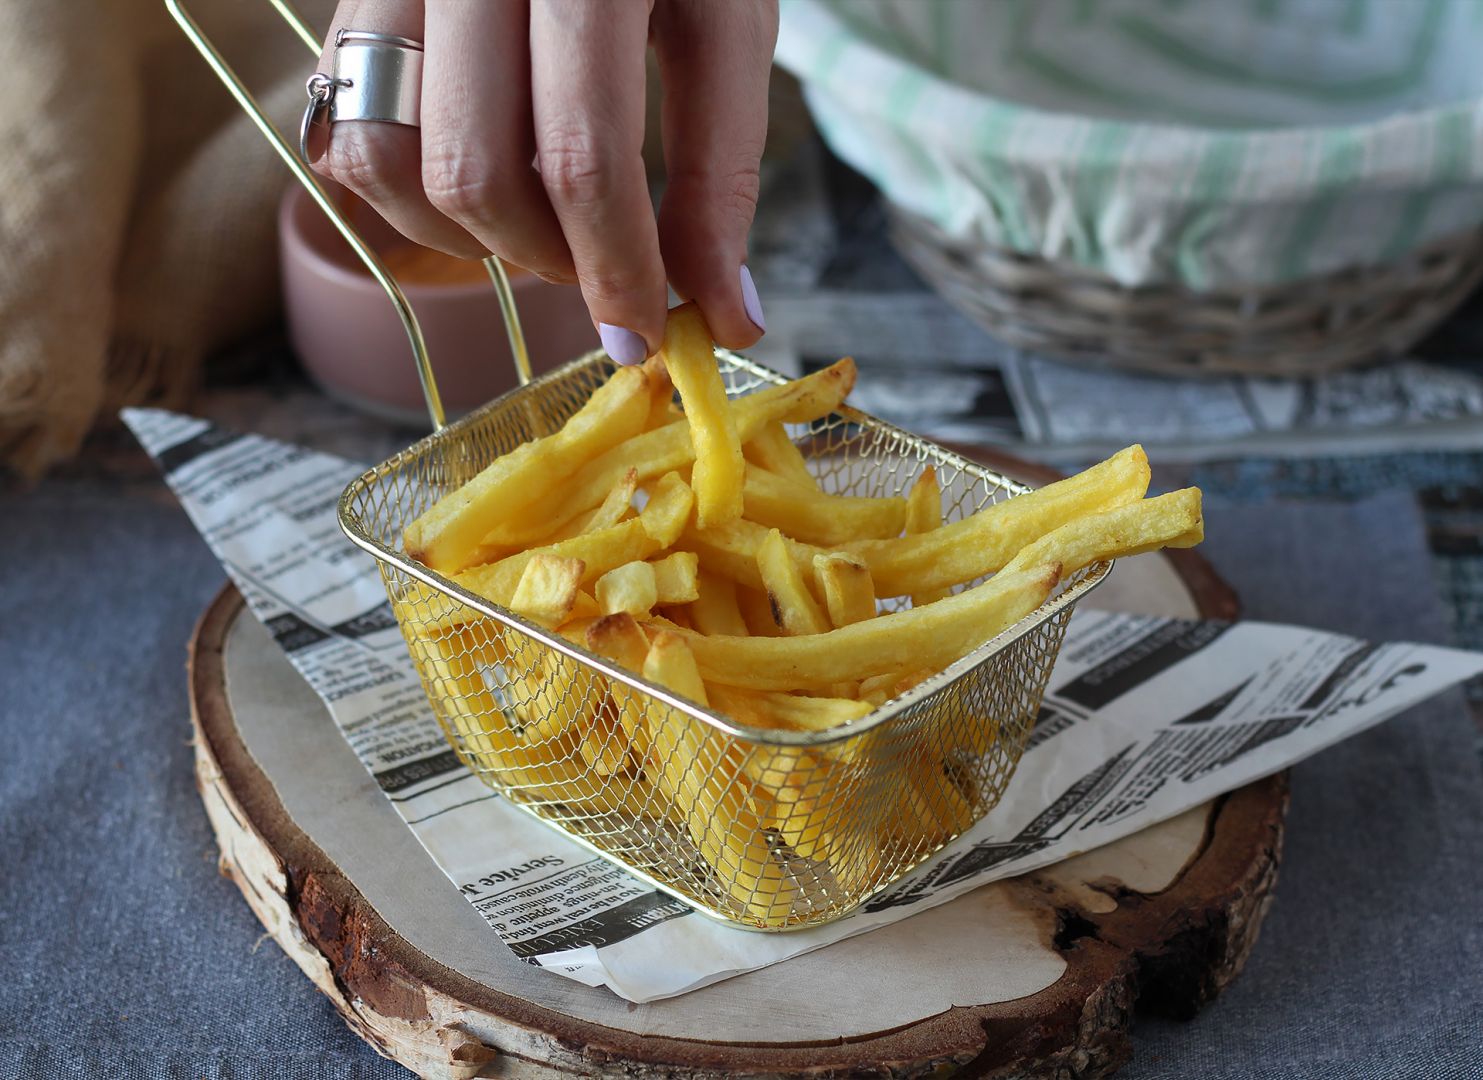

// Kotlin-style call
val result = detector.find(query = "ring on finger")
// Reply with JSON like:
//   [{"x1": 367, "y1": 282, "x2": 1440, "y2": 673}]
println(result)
[{"x1": 300, "y1": 28, "x2": 424, "y2": 163}]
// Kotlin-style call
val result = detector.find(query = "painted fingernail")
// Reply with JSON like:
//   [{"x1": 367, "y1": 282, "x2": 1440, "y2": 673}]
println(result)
[
  {"x1": 599, "y1": 322, "x2": 647, "y2": 365},
  {"x1": 740, "y1": 264, "x2": 765, "y2": 333}
]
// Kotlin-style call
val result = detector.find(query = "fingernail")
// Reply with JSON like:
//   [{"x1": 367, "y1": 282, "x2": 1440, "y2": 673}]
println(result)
[
  {"x1": 740, "y1": 264, "x2": 766, "y2": 333},
  {"x1": 599, "y1": 322, "x2": 647, "y2": 365}
]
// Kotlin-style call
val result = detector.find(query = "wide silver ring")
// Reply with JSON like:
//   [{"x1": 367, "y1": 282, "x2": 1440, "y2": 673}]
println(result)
[
  {"x1": 300, "y1": 29, "x2": 423, "y2": 163},
  {"x1": 329, "y1": 28, "x2": 423, "y2": 126}
]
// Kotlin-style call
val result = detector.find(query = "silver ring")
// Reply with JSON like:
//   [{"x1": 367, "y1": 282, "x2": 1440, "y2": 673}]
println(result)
[{"x1": 299, "y1": 28, "x2": 423, "y2": 163}]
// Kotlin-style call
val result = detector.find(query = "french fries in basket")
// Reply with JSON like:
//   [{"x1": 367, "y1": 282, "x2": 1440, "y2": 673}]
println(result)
[{"x1": 390, "y1": 305, "x2": 1205, "y2": 928}]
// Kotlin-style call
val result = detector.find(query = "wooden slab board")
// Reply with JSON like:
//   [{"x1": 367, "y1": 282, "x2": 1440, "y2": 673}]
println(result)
[{"x1": 187, "y1": 455, "x2": 1285, "y2": 1079}]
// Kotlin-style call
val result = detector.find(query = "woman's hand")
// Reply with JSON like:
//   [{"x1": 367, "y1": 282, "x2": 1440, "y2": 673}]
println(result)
[{"x1": 312, "y1": 0, "x2": 777, "y2": 363}]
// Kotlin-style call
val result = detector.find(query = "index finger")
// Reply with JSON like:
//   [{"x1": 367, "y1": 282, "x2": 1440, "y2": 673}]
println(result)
[{"x1": 529, "y1": 0, "x2": 668, "y2": 364}]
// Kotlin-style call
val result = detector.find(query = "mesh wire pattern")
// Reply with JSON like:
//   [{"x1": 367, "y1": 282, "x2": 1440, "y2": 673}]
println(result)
[{"x1": 339, "y1": 349, "x2": 1108, "y2": 929}]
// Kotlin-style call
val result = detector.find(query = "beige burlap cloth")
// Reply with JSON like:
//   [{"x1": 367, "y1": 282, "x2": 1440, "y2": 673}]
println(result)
[{"x1": 0, "y1": 0, "x2": 333, "y2": 479}]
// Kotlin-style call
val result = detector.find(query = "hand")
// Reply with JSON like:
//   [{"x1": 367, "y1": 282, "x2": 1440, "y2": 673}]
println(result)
[{"x1": 312, "y1": 0, "x2": 777, "y2": 362}]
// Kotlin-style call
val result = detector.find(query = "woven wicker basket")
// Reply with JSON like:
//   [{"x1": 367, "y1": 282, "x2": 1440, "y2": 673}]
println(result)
[{"x1": 890, "y1": 210, "x2": 1483, "y2": 380}]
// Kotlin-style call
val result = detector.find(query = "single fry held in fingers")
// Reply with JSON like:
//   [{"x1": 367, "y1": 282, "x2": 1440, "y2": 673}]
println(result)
[{"x1": 660, "y1": 303, "x2": 747, "y2": 529}]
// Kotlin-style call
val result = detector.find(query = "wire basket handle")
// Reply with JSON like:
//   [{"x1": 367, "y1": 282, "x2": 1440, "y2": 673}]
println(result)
[{"x1": 165, "y1": 0, "x2": 533, "y2": 432}]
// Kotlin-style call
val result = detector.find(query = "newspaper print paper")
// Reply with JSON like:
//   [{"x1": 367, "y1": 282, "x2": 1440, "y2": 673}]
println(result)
[{"x1": 124, "y1": 408, "x2": 1483, "y2": 1003}]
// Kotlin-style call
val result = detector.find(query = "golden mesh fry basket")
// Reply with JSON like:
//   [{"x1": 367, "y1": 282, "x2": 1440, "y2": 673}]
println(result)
[
  {"x1": 337, "y1": 353, "x2": 1109, "y2": 929},
  {"x1": 169, "y1": 0, "x2": 1110, "y2": 931}
]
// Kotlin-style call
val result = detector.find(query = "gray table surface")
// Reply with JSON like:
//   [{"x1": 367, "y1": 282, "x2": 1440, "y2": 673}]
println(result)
[{"x1": 2, "y1": 442, "x2": 1481, "y2": 1078}]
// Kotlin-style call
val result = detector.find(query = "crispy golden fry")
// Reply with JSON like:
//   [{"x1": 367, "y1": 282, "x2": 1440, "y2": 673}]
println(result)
[
  {"x1": 657, "y1": 604, "x2": 694, "y2": 630},
  {"x1": 689, "y1": 569, "x2": 749, "y2": 636},
  {"x1": 547, "y1": 358, "x2": 856, "y2": 531},
  {"x1": 742, "y1": 465, "x2": 906, "y2": 546},
  {"x1": 638, "y1": 472, "x2": 697, "y2": 546},
  {"x1": 677, "y1": 517, "x2": 825, "y2": 595},
  {"x1": 736, "y1": 585, "x2": 784, "y2": 637},
  {"x1": 757, "y1": 528, "x2": 831, "y2": 635},
  {"x1": 579, "y1": 707, "x2": 630, "y2": 775},
  {"x1": 903, "y1": 466, "x2": 949, "y2": 606},
  {"x1": 650, "y1": 550, "x2": 700, "y2": 605},
  {"x1": 744, "y1": 420, "x2": 817, "y2": 490},
  {"x1": 813, "y1": 552, "x2": 877, "y2": 627},
  {"x1": 451, "y1": 518, "x2": 657, "y2": 613},
  {"x1": 641, "y1": 354, "x2": 675, "y2": 430},
  {"x1": 508, "y1": 554, "x2": 585, "y2": 628},
  {"x1": 858, "y1": 668, "x2": 933, "y2": 707},
  {"x1": 1001, "y1": 488, "x2": 1205, "y2": 577},
  {"x1": 641, "y1": 632, "x2": 795, "y2": 922},
  {"x1": 405, "y1": 364, "x2": 650, "y2": 572},
  {"x1": 566, "y1": 590, "x2": 601, "y2": 623},
  {"x1": 642, "y1": 629, "x2": 710, "y2": 706},
  {"x1": 474, "y1": 467, "x2": 639, "y2": 560},
  {"x1": 564, "y1": 467, "x2": 639, "y2": 537},
  {"x1": 446, "y1": 475, "x2": 694, "y2": 621},
  {"x1": 710, "y1": 685, "x2": 873, "y2": 732},
  {"x1": 417, "y1": 624, "x2": 596, "y2": 788},
  {"x1": 662, "y1": 304, "x2": 746, "y2": 528},
  {"x1": 678, "y1": 564, "x2": 1062, "y2": 690},
  {"x1": 586, "y1": 613, "x2": 653, "y2": 762},
  {"x1": 845, "y1": 445, "x2": 1149, "y2": 597},
  {"x1": 596, "y1": 560, "x2": 659, "y2": 616}
]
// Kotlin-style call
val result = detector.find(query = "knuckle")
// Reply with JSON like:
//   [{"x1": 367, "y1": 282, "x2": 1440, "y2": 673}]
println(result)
[
  {"x1": 537, "y1": 128, "x2": 616, "y2": 206},
  {"x1": 670, "y1": 162, "x2": 762, "y2": 231},
  {"x1": 323, "y1": 129, "x2": 405, "y2": 200},
  {"x1": 422, "y1": 148, "x2": 502, "y2": 223}
]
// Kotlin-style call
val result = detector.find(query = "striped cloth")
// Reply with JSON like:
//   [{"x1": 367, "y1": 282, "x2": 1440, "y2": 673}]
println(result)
[{"x1": 775, "y1": 0, "x2": 1483, "y2": 289}]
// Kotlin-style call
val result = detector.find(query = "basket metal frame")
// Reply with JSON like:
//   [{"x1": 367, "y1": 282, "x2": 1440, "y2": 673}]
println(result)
[{"x1": 165, "y1": 0, "x2": 534, "y2": 432}]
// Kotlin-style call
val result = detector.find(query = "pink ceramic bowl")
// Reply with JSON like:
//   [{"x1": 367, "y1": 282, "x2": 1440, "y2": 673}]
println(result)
[{"x1": 279, "y1": 183, "x2": 598, "y2": 424}]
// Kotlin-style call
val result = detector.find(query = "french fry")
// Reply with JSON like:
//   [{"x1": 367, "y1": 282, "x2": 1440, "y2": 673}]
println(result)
[
  {"x1": 904, "y1": 466, "x2": 949, "y2": 606},
  {"x1": 737, "y1": 585, "x2": 784, "y2": 637},
  {"x1": 744, "y1": 420, "x2": 817, "y2": 490},
  {"x1": 742, "y1": 465, "x2": 906, "y2": 545},
  {"x1": 757, "y1": 528, "x2": 831, "y2": 635},
  {"x1": 813, "y1": 552, "x2": 877, "y2": 627},
  {"x1": 709, "y1": 685, "x2": 873, "y2": 733},
  {"x1": 662, "y1": 304, "x2": 746, "y2": 528},
  {"x1": 596, "y1": 560, "x2": 659, "y2": 617},
  {"x1": 566, "y1": 590, "x2": 601, "y2": 623},
  {"x1": 579, "y1": 707, "x2": 630, "y2": 776},
  {"x1": 474, "y1": 467, "x2": 638, "y2": 560},
  {"x1": 637, "y1": 472, "x2": 696, "y2": 546},
  {"x1": 417, "y1": 624, "x2": 594, "y2": 790},
  {"x1": 451, "y1": 518, "x2": 658, "y2": 612},
  {"x1": 677, "y1": 517, "x2": 825, "y2": 595},
  {"x1": 657, "y1": 605, "x2": 694, "y2": 630},
  {"x1": 405, "y1": 364, "x2": 650, "y2": 572},
  {"x1": 677, "y1": 564, "x2": 1062, "y2": 690},
  {"x1": 508, "y1": 554, "x2": 584, "y2": 628},
  {"x1": 689, "y1": 569, "x2": 749, "y2": 636},
  {"x1": 586, "y1": 613, "x2": 653, "y2": 762},
  {"x1": 447, "y1": 474, "x2": 694, "y2": 619},
  {"x1": 642, "y1": 632, "x2": 796, "y2": 923},
  {"x1": 641, "y1": 354, "x2": 676, "y2": 430},
  {"x1": 1000, "y1": 488, "x2": 1204, "y2": 577},
  {"x1": 845, "y1": 445, "x2": 1150, "y2": 597},
  {"x1": 548, "y1": 358, "x2": 856, "y2": 531},
  {"x1": 650, "y1": 551, "x2": 700, "y2": 605},
  {"x1": 858, "y1": 668, "x2": 934, "y2": 707},
  {"x1": 562, "y1": 467, "x2": 640, "y2": 538}
]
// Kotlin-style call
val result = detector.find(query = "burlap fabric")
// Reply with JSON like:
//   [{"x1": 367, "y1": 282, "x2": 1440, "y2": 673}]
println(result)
[{"x1": 0, "y1": 0, "x2": 332, "y2": 479}]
